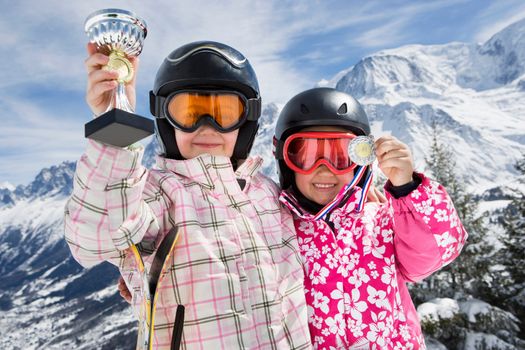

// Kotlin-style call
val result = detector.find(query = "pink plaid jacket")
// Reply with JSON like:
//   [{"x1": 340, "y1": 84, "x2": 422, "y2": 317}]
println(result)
[
  {"x1": 64, "y1": 140, "x2": 311, "y2": 349},
  {"x1": 280, "y1": 174, "x2": 468, "y2": 350}
]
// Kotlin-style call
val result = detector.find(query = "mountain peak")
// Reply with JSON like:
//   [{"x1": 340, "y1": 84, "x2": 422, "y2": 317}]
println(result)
[{"x1": 15, "y1": 161, "x2": 76, "y2": 199}]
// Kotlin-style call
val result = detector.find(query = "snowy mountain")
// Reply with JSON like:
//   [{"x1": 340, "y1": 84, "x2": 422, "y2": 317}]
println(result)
[
  {"x1": 330, "y1": 19, "x2": 525, "y2": 192},
  {"x1": 2, "y1": 19, "x2": 525, "y2": 350},
  {"x1": 0, "y1": 161, "x2": 136, "y2": 349}
]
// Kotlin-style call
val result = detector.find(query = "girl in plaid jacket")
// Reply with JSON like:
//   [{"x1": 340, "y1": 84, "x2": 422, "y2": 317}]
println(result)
[
  {"x1": 273, "y1": 88, "x2": 468, "y2": 349},
  {"x1": 64, "y1": 41, "x2": 311, "y2": 350}
]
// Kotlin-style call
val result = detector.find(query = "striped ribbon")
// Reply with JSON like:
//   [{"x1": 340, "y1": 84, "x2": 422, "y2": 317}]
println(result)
[{"x1": 313, "y1": 166, "x2": 369, "y2": 221}]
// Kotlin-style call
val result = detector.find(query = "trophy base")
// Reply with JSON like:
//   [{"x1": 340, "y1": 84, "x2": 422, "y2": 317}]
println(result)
[{"x1": 85, "y1": 109, "x2": 155, "y2": 147}]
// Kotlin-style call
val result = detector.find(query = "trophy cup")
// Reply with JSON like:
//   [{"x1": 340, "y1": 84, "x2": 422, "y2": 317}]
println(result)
[{"x1": 84, "y1": 9, "x2": 154, "y2": 147}]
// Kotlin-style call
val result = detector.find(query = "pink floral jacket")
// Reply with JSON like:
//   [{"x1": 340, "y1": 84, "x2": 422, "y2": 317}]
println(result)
[{"x1": 279, "y1": 174, "x2": 468, "y2": 350}]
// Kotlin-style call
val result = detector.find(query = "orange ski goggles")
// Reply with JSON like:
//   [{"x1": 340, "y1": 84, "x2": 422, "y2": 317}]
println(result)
[{"x1": 159, "y1": 90, "x2": 259, "y2": 132}]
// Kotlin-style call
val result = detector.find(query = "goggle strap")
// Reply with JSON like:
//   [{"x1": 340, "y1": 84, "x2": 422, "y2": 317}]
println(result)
[
  {"x1": 313, "y1": 166, "x2": 367, "y2": 221},
  {"x1": 150, "y1": 91, "x2": 166, "y2": 118},
  {"x1": 246, "y1": 97, "x2": 261, "y2": 121},
  {"x1": 273, "y1": 138, "x2": 284, "y2": 159}
]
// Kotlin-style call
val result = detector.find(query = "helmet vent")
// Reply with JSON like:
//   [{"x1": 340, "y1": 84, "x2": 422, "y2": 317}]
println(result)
[
  {"x1": 337, "y1": 103, "x2": 347, "y2": 115},
  {"x1": 300, "y1": 104, "x2": 310, "y2": 114}
]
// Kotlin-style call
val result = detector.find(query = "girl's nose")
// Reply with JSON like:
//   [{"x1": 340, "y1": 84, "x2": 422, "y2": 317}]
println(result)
[
  {"x1": 315, "y1": 164, "x2": 333, "y2": 175},
  {"x1": 196, "y1": 124, "x2": 219, "y2": 135}
]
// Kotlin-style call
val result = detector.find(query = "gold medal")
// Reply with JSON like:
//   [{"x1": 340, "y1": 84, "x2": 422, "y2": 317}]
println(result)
[
  {"x1": 103, "y1": 51, "x2": 134, "y2": 83},
  {"x1": 349, "y1": 136, "x2": 376, "y2": 166}
]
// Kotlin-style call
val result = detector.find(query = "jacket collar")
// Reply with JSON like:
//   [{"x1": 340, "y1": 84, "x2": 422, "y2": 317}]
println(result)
[
  {"x1": 280, "y1": 186, "x2": 365, "y2": 221},
  {"x1": 156, "y1": 154, "x2": 263, "y2": 193}
]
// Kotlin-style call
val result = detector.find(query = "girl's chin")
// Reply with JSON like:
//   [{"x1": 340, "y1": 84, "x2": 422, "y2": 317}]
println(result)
[{"x1": 309, "y1": 192, "x2": 337, "y2": 206}]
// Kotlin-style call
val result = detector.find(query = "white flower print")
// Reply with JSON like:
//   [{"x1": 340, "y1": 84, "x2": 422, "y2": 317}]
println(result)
[
  {"x1": 320, "y1": 234, "x2": 327, "y2": 243},
  {"x1": 367, "y1": 285, "x2": 391, "y2": 310},
  {"x1": 311, "y1": 290, "x2": 330, "y2": 314},
  {"x1": 322, "y1": 244, "x2": 331, "y2": 255},
  {"x1": 348, "y1": 267, "x2": 371, "y2": 288},
  {"x1": 325, "y1": 252, "x2": 339, "y2": 269},
  {"x1": 325, "y1": 313, "x2": 346, "y2": 336},
  {"x1": 434, "y1": 208, "x2": 449, "y2": 222},
  {"x1": 394, "y1": 341, "x2": 413, "y2": 350},
  {"x1": 381, "y1": 228, "x2": 394, "y2": 244},
  {"x1": 348, "y1": 288, "x2": 368, "y2": 321},
  {"x1": 311, "y1": 314, "x2": 323, "y2": 330},
  {"x1": 310, "y1": 262, "x2": 330, "y2": 285},
  {"x1": 434, "y1": 231, "x2": 457, "y2": 248},
  {"x1": 366, "y1": 311, "x2": 391, "y2": 348},
  {"x1": 314, "y1": 336, "x2": 325, "y2": 346},
  {"x1": 310, "y1": 242, "x2": 322, "y2": 260},
  {"x1": 414, "y1": 199, "x2": 435, "y2": 216},
  {"x1": 339, "y1": 228, "x2": 358, "y2": 249},
  {"x1": 352, "y1": 224, "x2": 364, "y2": 240},
  {"x1": 372, "y1": 243, "x2": 386, "y2": 260},
  {"x1": 410, "y1": 188, "x2": 422, "y2": 199},
  {"x1": 399, "y1": 324, "x2": 411, "y2": 341},
  {"x1": 330, "y1": 282, "x2": 349, "y2": 314},
  {"x1": 363, "y1": 233, "x2": 386, "y2": 259},
  {"x1": 337, "y1": 252, "x2": 360, "y2": 277},
  {"x1": 430, "y1": 191, "x2": 444, "y2": 205},
  {"x1": 442, "y1": 245, "x2": 455, "y2": 262},
  {"x1": 380, "y1": 258, "x2": 396, "y2": 287},
  {"x1": 347, "y1": 318, "x2": 367, "y2": 339},
  {"x1": 370, "y1": 270, "x2": 379, "y2": 279},
  {"x1": 298, "y1": 221, "x2": 315, "y2": 235},
  {"x1": 297, "y1": 236, "x2": 313, "y2": 258}
]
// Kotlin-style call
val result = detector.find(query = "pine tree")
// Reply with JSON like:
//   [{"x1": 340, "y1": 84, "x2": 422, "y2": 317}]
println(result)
[
  {"x1": 416, "y1": 118, "x2": 492, "y2": 299},
  {"x1": 500, "y1": 156, "x2": 525, "y2": 287},
  {"x1": 498, "y1": 156, "x2": 525, "y2": 337}
]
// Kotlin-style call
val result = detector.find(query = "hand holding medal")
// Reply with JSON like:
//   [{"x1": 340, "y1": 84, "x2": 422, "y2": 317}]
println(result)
[{"x1": 374, "y1": 135, "x2": 414, "y2": 186}]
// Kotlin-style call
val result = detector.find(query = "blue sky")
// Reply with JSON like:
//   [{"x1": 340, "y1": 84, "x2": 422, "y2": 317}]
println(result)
[{"x1": 0, "y1": 0, "x2": 524, "y2": 186}]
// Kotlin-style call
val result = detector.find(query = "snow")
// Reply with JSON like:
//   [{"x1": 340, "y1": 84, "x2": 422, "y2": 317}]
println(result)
[
  {"x1": 464, "y1": 332, "x2": 515, "y2": 349},
  {"x1": 0, "y1": 181, "x2": 14, "y2": 191},
  {"x1": 417, "y1": 297, "x2": 460, "y2": 322},
  {"x1": 459, "y1": 298, "x2": 492, "y2": 323}
]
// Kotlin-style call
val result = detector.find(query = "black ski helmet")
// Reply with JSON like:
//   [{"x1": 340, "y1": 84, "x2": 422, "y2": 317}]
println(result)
[
  {"x1": 150, "y1": 41, "x2": 261, "y2": 161},
  {"x1": 274, "y1": 87, "x2": 371, "y2": 190}
]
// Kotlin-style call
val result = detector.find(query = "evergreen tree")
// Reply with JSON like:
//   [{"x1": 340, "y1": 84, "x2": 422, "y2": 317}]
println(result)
[
  {"x1": 414, "y1": 119, "x2": 525, "y2": 348},
  {"x1": 412, "y1": 118, "x2": 492, "y2": 301},
  {"x1": 497, "y1": 156, "x2": 525, "y2": 337}
]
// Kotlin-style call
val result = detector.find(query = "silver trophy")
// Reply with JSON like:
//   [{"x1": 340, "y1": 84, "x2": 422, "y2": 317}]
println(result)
[{"x1": 84, "y1": 8, "x2": 154, "y2": 147}]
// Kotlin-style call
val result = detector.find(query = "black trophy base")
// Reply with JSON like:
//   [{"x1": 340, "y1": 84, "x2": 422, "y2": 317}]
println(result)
[{"x1": 85, "y1": 109, "x2": 155, "y2": 147}]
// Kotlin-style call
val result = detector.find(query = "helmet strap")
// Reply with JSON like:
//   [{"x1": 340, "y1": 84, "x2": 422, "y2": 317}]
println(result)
[
  {"x1": 155, "y1": 118, "x2": 183, "y2": 159},
  {"x1": 232, "y1": 121, "x2": 259, "y2": 162}
]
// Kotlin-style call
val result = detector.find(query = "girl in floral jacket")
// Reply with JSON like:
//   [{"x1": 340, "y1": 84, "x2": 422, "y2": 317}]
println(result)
[
  {"x1": 65, "y1": 41, "x2": 311, "y2": 349},
  {"x1": 273, "y1": 87, "x2": 468, "y2": 349}
]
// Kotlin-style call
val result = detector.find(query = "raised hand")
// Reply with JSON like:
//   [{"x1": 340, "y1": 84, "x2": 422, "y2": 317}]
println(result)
[
  {"x1": 84, "y1": 42, "x2": 139, "y2": 116},
  {"x1": 375, "y1": 135, "x2": 414, "y2": 186}
]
